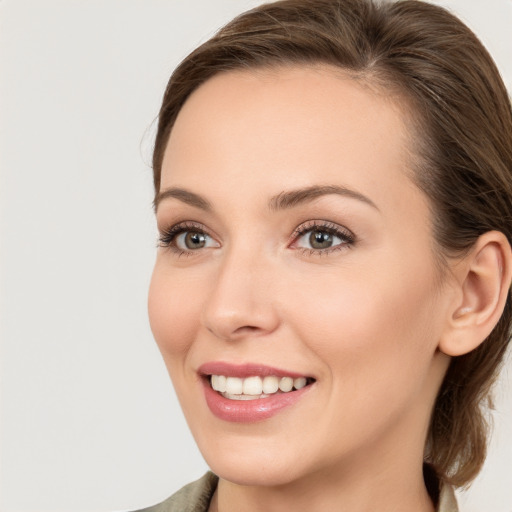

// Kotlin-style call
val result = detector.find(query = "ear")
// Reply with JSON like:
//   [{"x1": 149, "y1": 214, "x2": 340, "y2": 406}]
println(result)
[{"x1": 439, "y1": 231, "x2": 512, "y2": 357}]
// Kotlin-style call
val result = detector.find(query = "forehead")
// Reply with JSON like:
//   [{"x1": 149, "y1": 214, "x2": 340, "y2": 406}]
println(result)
[{"x1": 161, "y1": 65, "x2": 422, "y2": 217}]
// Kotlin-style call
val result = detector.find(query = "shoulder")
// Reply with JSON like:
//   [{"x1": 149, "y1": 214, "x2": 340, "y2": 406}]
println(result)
[{"x1": 133, "y1": 472, "x2": 218, "y2": 512}]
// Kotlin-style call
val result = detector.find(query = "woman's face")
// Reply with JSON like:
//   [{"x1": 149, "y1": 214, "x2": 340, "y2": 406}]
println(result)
[{"x1": 148, "y1": 66, "x2": 453, "y2": 486}]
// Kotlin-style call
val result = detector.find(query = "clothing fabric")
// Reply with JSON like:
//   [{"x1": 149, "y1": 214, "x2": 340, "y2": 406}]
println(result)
[
  {"x1": 134, "y1": 471, "x2": 459, "y2": 512},
  {"x1": 135, "y1": 473, "x2": 217, "y2": 512}
]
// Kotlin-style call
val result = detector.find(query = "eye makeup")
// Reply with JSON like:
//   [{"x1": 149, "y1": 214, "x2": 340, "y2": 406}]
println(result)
[
  {"x1": 158, "y1": 218, "x2": 356, "y2": 258},
  {"x1": 290, "y1": 219, "x2": 356, "y2": 256},
  {"x1": 158, "y1": 221, "x2": 218, "y2": 255}
]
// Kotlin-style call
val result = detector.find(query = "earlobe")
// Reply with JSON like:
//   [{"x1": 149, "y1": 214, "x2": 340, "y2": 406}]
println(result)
[{"x1": 439, "y1": 231, "x2": 512, "y2": 357}]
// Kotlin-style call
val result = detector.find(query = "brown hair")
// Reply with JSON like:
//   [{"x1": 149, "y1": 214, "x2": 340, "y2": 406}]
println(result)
[{"x1": 152, "y1": 0, "x2": 512, "y2": 487}]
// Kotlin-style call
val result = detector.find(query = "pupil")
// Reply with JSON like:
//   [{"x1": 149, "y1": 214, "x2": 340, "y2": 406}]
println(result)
[
  {"x1": 309, "y1": 230, "x2": 333, "y2": 249},
  {"x1": 185, "y1": 232, "x2": 206, "y2": 249}
]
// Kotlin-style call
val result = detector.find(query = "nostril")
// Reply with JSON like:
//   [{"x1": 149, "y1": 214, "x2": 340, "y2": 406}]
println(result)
[{"x1": 234, "y1": 325, "x2": 259, "y2": 333}]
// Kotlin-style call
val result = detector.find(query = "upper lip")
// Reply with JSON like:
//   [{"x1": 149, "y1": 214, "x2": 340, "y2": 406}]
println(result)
[{"x1": 198, "y1": 361, "x2": 311, "y2": 379}]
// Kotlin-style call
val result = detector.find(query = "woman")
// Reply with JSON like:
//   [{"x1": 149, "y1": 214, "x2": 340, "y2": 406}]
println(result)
[{"x1": 142, "y1": 0, "x2": 512, "y2": 510}]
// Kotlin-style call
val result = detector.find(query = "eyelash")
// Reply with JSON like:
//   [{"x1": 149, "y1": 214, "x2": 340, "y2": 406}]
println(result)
[
  {"x1": 158, "y1": 220, "x2": 356, "y2": 256},
  {"x1": 290, "y1": 220, "x2": 355, "y2": 256},
  {"x1": 158, "y1": 221, "x2": 213, "y2": 256}
]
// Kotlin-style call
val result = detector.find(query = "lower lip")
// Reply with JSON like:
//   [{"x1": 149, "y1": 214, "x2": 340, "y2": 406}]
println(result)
[{"x1": 202, "y1": 378, "x2": 312, "y2": 423}]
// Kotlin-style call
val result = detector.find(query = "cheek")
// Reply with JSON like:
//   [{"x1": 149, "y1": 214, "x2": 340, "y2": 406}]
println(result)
[
  {"x1": 148, "y1": 262, "x2": 203, "y2": 359},
  {"x1": 285, "y1": 262, "x2": 440, "y2": 388},
  {"x1": 280, "y1": 265, "x2": 443, "y2": 453}
]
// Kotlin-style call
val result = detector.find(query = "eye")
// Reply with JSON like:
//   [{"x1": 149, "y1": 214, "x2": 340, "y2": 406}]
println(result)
[
  {"x1": 158, "y1": 222, "x2": 220, "y2": 254},
  {"x1": 300, "y1": 230, "x2": 340, "y2": 250},
  {"x1": 175, "y1": 231, "x2": 213, "y2": 250},
  {"x1": 291, "y1": 221, "x2": 355, "y2": 254}
]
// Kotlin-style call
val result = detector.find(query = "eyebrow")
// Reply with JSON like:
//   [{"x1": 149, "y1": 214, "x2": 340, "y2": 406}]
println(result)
[
  {"x1": 268, "y1": 184, "x2": 379, "y2": 212},
  {"x1": 154, "y1": 184, "x2": 378, "y2": 212},
  {"x1": 154, "y1": 188, "x2": 212, "y2": 212}
]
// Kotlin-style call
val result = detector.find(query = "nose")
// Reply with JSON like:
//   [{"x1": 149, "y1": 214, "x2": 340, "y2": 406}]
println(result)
[{"x1": 201, "y1": 246, "x2": 280, "y2": 342}]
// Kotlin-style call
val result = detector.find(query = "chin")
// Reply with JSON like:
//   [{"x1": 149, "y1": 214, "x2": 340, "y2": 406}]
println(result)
[
  {"x1": 208, "y1": 455, "x2": 305, "y2": 487},
  {"x1": 192, "y1": 426, "x2": 320, "y2": 487}
]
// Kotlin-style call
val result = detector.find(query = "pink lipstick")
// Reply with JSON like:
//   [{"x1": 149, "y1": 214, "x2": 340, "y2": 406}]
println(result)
[{"x1": 198, "y1": 362, "x2": 314, "y2": 423}]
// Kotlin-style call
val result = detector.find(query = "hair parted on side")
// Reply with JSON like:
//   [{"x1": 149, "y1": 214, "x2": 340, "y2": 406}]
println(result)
[{"x1": 152, "y1": 0, "x2": 512, "y2": 487}]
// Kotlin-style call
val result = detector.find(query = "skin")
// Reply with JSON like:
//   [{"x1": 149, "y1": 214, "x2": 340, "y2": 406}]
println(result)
[{"x1": 148, "y1": 65, "x2": 459, "y2": 512}]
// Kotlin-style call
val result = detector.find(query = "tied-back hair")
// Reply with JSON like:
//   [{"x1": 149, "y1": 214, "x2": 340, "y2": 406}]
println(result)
[{"x1": 152, "y1": 0, "x2": 512, "y2": 487}]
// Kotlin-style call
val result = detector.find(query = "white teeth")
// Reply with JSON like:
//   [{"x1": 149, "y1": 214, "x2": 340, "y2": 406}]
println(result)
[
  {"x1": 211, "y1": 375, "x2": 227, "y2": 392},
  {"x1": 293, "y1": 377, "x2": 307, "y2": 390},
  {"x1": 279, "y1": 376, "x2": 294, "y2": 392},
  {"x1": 262, "y1": 375, "x2": 279, "y2": 394},
  {"x1": 242, "y1": 376, "x2": 263, "y2": 395},
  {"x1": 225, "y1": 377, "x2": 243, "y2": 394},
  {"x1": 211, "y1": 374, "x2": 311, "y2": 398}
]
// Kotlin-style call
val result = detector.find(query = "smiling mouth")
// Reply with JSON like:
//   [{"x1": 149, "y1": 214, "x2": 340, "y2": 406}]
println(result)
[{"x1": 209, "y1": 375, "x2": 315, "y2": 401}]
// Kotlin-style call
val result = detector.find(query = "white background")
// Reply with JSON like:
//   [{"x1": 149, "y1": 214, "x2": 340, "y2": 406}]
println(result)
[{"x1": 1, "y1": 1, "x2": 511, "y2": 511}]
